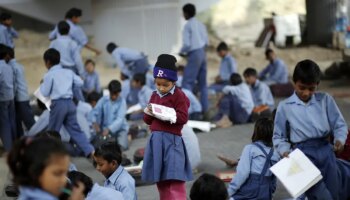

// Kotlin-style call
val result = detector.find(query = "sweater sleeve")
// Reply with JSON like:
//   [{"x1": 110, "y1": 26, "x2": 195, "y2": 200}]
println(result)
[{"x1": 174, "y1": 91, "x2": 190, "y2": 125}]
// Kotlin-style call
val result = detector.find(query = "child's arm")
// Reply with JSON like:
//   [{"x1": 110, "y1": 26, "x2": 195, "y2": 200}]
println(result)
[
  {"x1": 143, "y1": 104, "x2": 154, "y2": 125},
  {"x1": 227, "y1": 145, "x2": 252, "y2": 197},
  {"x1": 272, "y1": 104, "x2": 291, "y2": 157},
  {"x1": 180, "y1": 23, "x2": 191, "y2": 54},
  {"x1": 72, "y1": 73, "x2": 84, "y2": 88},
  {"x1": 72, "y1": 44, "x2": 85, "y2": 76},
  {"x1": 9, "y1": 27, "x2": 18, "y2": 38},
  {"x1": 174, "y1": 94, "x2": 190, "y2": 125},
  {"x1": 39, "y1": 74, "x2": 53, "y2": 98},
  {"x1": 95, "y1": 73, "x2": 101, "y2": 93},
  {"x1": 91, "y1": 98, "x2": 104, "y2": 133},
  {"x1": 107, "y1": 100, "x2": 127, "y2": 133}
]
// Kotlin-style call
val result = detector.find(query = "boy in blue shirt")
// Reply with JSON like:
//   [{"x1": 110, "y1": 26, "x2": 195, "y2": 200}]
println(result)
[
  {"x1": 49, "y1": 8, "x2": 101, "y2": 55},
  {"x1": 0, "y1": 44, "x2": 16, "y2": 152},
  {"x1": 0, "y1": 13, "x2": 18, "y2": 48},
  {"x1": 82, "y1": 59, "x2": 101, "y2": 97},
  {"x1": 273, "y1": 59, "x2": 349, "y2": 199},
  {"x1": 259, "y1": 49, "x2": 288, "y2": 85},
  {"x1": 209, "y1": 42, "x2": 237, "y2": 93},
  {"x1": 91, "y1": 80, "x2": 129, "y2": 150},
  {"x1": 106, "y1": 42, "x2": 150, "y2": 78},
  {"x1": 94, "y1": 142, "x2": 137, "y2": 200},
  {"x1": 40, "y1": 48, "x2": 94, "y2": 157},
  {"x1": 7, "y1": 47, "x2": 35, "y2": 137},
  {"x1": 180, "y1": 3, "x2": 209, "y2": 113}
]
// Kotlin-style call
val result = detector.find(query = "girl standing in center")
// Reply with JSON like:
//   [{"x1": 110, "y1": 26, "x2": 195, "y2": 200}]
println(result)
[{"x1": 142, "y1": 54, "x2": 193, "y2": 200}]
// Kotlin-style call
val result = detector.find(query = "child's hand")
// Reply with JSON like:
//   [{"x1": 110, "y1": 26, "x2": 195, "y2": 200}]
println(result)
[
  {"x1": 282, "y1": 152, "x2": 289, "y2": 158},
  {"x1": 334, "y1": 140, "x2": 344, "y2": 153},
  {"x1": 93, "y1": 123, "x2": 101, "y2": 133},
  {"x1": 147, "y1": 104, "x2": 153, "y2": 115},
  {"x1": 102, "y1": 129, "x2": 109, "y2": 137}
]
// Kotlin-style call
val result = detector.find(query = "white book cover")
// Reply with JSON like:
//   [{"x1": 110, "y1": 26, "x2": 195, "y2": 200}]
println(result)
[
  {"x1": 143, "y1": 103, "x2": 177, "y2": 123},
  {"x1": 270, "y1": 148, "x2": 322, "y2": 198},
  {"x1": 186, "y1": 120, "x2": 216, "y2": 132},
  {"x1": 127, "y1": 104, "x2": 142, "y2": 114},
  {"x1": 34, "y1": 87, "x2": 51, "y2": 111}
]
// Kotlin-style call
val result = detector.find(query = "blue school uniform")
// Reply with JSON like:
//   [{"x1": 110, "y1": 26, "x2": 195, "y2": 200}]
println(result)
[
  {"x1": 104, "y1": 165, "x2": 137, "y2": 200},
  {"x1": 0, "y1": 60, "x2": 16, "y2": 151},
  {"x1": 222, "y1": 83, "x2": 255, "y2": 115},
  {"x1": 250, "y1": 80, "x2": 274, "y2": 109},
  {"x1": 91, "y1": 96, "x2": 129, "y2": 150},
  {"x1": 18, "y1": 187, "x2": 57, "y2": 200},
  {"x1": 129, "y1": 85, "x2": 153, "y2": 121},
  {"x1": 181, "y1": 17, "x2": 209, "y2": 112},
  {"x1": 40, "y1": 64, "x2": 94, "y2": 156},
  {"x1": 9, "y1": 59, "x2": 35, "y2": 137},
  {"x1": 49, "y1": 19, "x2": 88, "y2": 50},
  {"x1": 87, "y1": 183, "x2": 124, "y2": 200},
  {"x1": 228, "y1": 141, "x2": 279, "y2": 200},
  {"x1": 259, "y1": 58, "x2": 288, "y2": 85},
  {"x1": 273, "y1": 92, "x2": 348, "y2": 199},
  {"x1": 111, "y1": 48, "x2": 149, "y2": 77},
  {"x1": 82, "y1": 71, "x2": 101, "y2": 94},
  {"x1": 209, "y1": 54, "x2": 237, "y2": 93},
  {"x1": 182, "y1": 88, "x2": 202, "y2": 120},
  {"x1": 0, "y1": 24, "x2": 18, "y2": 48}
]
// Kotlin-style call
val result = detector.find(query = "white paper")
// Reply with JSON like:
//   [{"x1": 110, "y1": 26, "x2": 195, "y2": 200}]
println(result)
[
  {"x1": 34, "y1": 87, "x2": 51, "y2": 111},
  {"x1": 125, "y1": 161, "x2": 143, "y2": 172},
  {"x1": 127, "y1": 104, "x2": 142, "y2": 114},
  {"x1": 270, "y1": 148, "x2": 322, "y2": 198},
  {"x1": 143, "y1": 103, "x2": 177, "y2": 123},
  {"x1": 186, "y1": 120, "x2": 216, "y2": 132}
]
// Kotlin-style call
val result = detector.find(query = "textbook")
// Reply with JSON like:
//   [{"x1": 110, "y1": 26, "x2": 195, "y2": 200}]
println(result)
[
  {"x1": 127, "y1": 104, "x2": 142, "y2": 114},
  {"x1": 270, "y1": 148, "x2": 322, "y2": 198},
  {"x1": 34, "y1": 87, "x2": 51, "y2": 111},
  {"x1": 144, "y1": 103, "x2": 177, "y2": 123},
  {"x1": 187, "y1": 120, "x2": 216, "y2": 132}
]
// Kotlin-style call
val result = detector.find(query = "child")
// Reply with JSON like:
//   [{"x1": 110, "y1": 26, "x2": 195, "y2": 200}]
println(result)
[
  {"x1": 106, "y1": 42, "x2": 149, "y2": 77},
  {"x1": 273, "y1": 59, "x2": 349, "y2": 199},
  {"x1": 190, "y1": 173, "x2": 228, "y2": 200},
  {"x1": 142, "y1": 54, "x2": 193, "y2": 200},
  {"x1": 128, "y1": 73, "x2": 153, "y2": 120},
  {"x1": 181, "y1": 88, "x2": 202, "y2": 120},
  {"x1": 91, "y1": 80, "x2": 129, "y2": 150},
  {"x1": 180, "y1": 3, "x2": 209, "y2": 113},
  {"x1": 7, "y1": 137, "x2": 71, "y2": 199},
  {"x1": 215, "y1": 73, "x2": 254, "y2": 127},
  {"x1": 7, "y1": 46, "x2": 35, "y2": 137},
  {"x1": 0, "y1": 44, "x2": 16, "y2": 152},
  {"x1": 40, "y1": 48, "x2": 94, "y2": 157},
  {"x1": 209, "y1": 42, "x2": 237, "y2": 93},
  {"x1": 228, "y1": 118, "x2": 279, "y2": 199},
  {"x1": 87, "y1": 91, "x2": 101, "y2": 109},
  {"x1": 82, "y1": 59, "x2": 101, "y2": 96},
  {"x1": 93, "y1": 142, "x2": 137, "y2": 200},
  {"x1": 0, "y1": 13, "x2": 18, "y2": 48},
  {"x1": 259, "y1": 49, "x2": 288, "y2": 85},
  {"x1": 49, "y1": 8, "x2": 100, "y2": 55}
]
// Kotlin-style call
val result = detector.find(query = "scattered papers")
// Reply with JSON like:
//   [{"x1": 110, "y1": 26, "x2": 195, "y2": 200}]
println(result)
[
  {"x1": 270, "y1": 148, "x2": 322, "y2": 198},
  {"x1": 187, "y1": 120, "x2": 216, "y2": 132},
  {"x1": 127, "y1": 104, "x2": 142, "y2": 114},
  {"x1": 34, "y1": 87, "x2": 51, "y2": 111},
  {"x1": 125, "y1": 161, "x2": 143, "y2": 172},
  {"x1": 144, "y1": 103, "x2": 177, "y2": 123},
  {"x1": 217, "y1": 171, "x2": 236, "y2": 182}
]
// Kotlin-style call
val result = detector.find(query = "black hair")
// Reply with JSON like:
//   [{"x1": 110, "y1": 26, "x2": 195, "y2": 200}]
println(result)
[
  {"x1": 85, "y1": 59, "x2": 95, "y2": 66},
  {"x1": 6, "y1": 46, "x2": 14, "y2": 59},
  {"x1": 230, "y1": 73, "x2": 242, "y2": 86},
  {"x1": 108, "y1": 80, "x2": 122, "y2": 94},
  {"x1": 265, "y1": 48, "x2": 274, "y2": 57},
  {"x1": 293, "y1": 59, "x2": 321, "y2": 84},
  {"x1": 87, "y1": 91, "x2": 101, "y2": 103},
  {"x1": 183, "y1": 3, "x2": 196, "y2": 18},
  {"x1": 43, "y1": 48, "x2": 60, "y2": 66},
  {"x1": 65, "y1": 8, "x2": 82, "y2": 19},
  {"x1": 106, "y1": 42, "x2": 118, "y2": 54},
  {"x1": 243, "y1": 68, "x2": 257, "y2": 77},
  {"x1": 190, "y1": 173, "x2": 228, "y2": 200},
  {"x1": 252, "y1": 118, "x2": 274, "y2": 147},
  {"x1": 0, "y1": 44, "x2": 9, "y2": 59},
  {"x1": 120, "y1": 72, "x2": 129, "y2": 80},
  {"x1": 132, "y1": 73, "x2": 146, "y2": 86},
  {"x1": 7, "y1": 137, "x2": 68, "y2": 187},
  {"x1": 58, "y1": 21, "x2": 70, "y2": 35},
  {"x1": 177, "y1": 65, "x2": 185, "y2": 72},
  {"x1": 67, "y1": 171, "x2": 93, "y2": 197},
  {"x1": 0, "y1": 13, "x2": 12, "y2": 21},
  {"x1": 94, "y1": 142, "x2": 122, "y2": 164},
  {"x1": 35, "y1": 130, "x2": 62, "y2": 140},
  {"x1": 216, "y1": 42, "x2": 228, "y2": 52}
]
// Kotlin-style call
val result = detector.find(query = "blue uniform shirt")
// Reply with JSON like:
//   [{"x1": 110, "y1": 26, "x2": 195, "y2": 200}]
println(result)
[
  {"x1": 273, "y1": 92, "x2": 348, "y2": 156},
  {"x1": 227, "y1": 141, "x2": 280, "y2": 196},
  {"x1": 250, "y1": 80, "x2": 274, "y2": 108},
  {"x1": 91, "y1": 96, "x2": 129, "y2": 133},
  {"x1": 9, "y1": 59, "x2": 30, "y2": 101},
  {"x1": 82, "y1": 71, "x2": 101, "y2": 93},
  {"x1": 182, "y1": 88, "x2": 202, "y2": 114},
  {"x1": 49, "y1": 35, "x2": 84, "y2": 75},
  {"x1": 111, "y1": 48, "x2": 143, "y2": 77},
  {"x1": 222, "y1": 83, "x2": 255, "y2": 114},
  {"x1": 18, "y1": 187, "x2": 57, "y2": 200},
  {"x1": 259, "y1": 58, "x2": 288, "y2": 84},
  {"x1": 138, "y1": 85, "x2": 153, "y2": 109},
  {"x1": 180, "y1": 17, "x2": 208, "y2": 54},
  {"x1": 104, "y1": 165, "x2": 137, "y2": 200},
  {"x1": 0, "y1": 24, "x2": 18, "y2": 48},
  {"x1": 0, "y1": 60, "x2": 14, "y2": 101},
  {"x1": 220, "y1": 54, "x2": 237, "y2": 81},
  {"x1": 40, "y1": 64, "x2": 83, "y2": 100},
  {"x1": 87, "y1": 183, "x2": 124, "y2": 200},
  {"x1": 49, "y1": 19, "x2": 88, "y2": 50}
]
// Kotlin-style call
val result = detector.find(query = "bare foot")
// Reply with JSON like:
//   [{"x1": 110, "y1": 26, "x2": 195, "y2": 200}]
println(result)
[{"x1": 217, "y1": 154, "x2": 238, "y2": 167}]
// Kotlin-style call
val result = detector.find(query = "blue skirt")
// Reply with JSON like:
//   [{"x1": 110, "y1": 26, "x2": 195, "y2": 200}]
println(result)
[{"x1": 141, "y1": 131, "x2": 193, "y2": 183}]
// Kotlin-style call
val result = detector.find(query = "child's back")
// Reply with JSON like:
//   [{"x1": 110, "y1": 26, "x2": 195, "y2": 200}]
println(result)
[
  {"x1": 222, "y1": 82, "x2": 255, "y2": 115},
  {"x1": 0, "y1": 59, "x2": 14, "y2": 101}
]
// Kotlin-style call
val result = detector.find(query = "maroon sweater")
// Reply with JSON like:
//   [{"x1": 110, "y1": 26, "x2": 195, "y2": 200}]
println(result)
[{"x1": 144, "y1": 87, "x2": 190, "y2": 135}]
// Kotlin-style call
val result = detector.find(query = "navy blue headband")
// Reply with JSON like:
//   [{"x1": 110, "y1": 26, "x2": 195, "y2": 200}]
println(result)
[{"x1": 153, "y1": 66, "x2": 178, "y2": 81}]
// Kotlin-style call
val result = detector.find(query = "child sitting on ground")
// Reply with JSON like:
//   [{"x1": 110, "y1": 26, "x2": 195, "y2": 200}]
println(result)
[{"x1": 82, "y1": 59, "x2": 101, "y2": 97}]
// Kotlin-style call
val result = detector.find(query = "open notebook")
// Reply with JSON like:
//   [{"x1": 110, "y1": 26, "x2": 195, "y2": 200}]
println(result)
[{"x1": 270, "y1": 148, "x2": 322, "y2": 198}]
